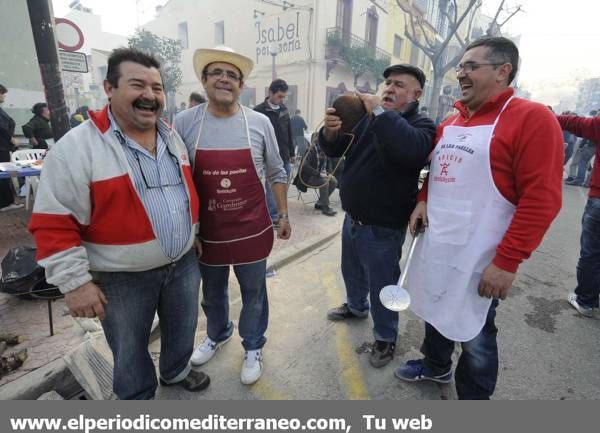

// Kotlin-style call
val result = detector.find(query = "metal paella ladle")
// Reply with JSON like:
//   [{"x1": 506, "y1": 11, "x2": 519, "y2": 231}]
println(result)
[{"x1": 379, "y1": 222, "x2": 423, "y2": 312}]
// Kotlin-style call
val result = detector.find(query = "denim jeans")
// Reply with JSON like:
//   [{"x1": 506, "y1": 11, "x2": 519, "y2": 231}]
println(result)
[
  {"x1": 574, "y1": 146, "x2": 595, "y2": 184},
  {"x1": 421, "y1": 300, "x2": 499, "y2": 400},
  {"x1": 266, "y1": 161, "x2": 292, "y2": 222},
  {"x1": 94, "y1": 248, "x2": 200, "y2": 400},
  {"x1": 341, "y1": 214, "x2": 407, "y2": 342},
  {"x1": 574, "y1": 197, "x2": 600, "y2": 308},
  {"x1": 199, "y1": 260, "x2": 269, "y2": 351}
]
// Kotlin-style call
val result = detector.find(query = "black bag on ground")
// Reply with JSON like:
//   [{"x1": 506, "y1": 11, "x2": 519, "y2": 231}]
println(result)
[{"x1": 0, "y1": 246, "x2": 61, "y2": 299}]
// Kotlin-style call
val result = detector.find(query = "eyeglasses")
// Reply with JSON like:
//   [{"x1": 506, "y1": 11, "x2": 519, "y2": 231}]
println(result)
[
  {"x1": 134, "y1": 148, "x2": 182, "y2": 189},
  {"x1": 206, "y1": 69, "x2": 241, "y2": 82},
  {"x1": 454, "y1": 62, "x2": 504, "y2": 73}
]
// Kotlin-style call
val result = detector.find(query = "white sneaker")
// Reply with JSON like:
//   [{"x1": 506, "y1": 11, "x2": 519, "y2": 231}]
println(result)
[
  {"x1": 190, "y1": 335, "x2": 231, "y2": 366},
  {"x1": 0, "y1": 203, "x2": 24, "y2": 212},
  {"x1": 567, "y1": 292, "x2": 595, "y2": 318},
  {"x1": 241, "y1": 349, "x2": 263, "y2": 385}
]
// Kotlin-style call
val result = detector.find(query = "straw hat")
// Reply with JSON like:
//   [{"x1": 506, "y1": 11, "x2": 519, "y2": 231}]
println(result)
[{"x1": 193, "y1": 46, "x2": 254, "y2": 82}]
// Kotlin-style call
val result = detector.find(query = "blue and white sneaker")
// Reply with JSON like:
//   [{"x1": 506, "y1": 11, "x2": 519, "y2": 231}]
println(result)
[
  {"x1": 395, "y1": 359, "x2": 452, "y2": 383},
  {"x1": 190, "y1": 335, "x2": 231, "y2": 366},
  {"x1": 567, "y1": 292, "x2": 595, "y2": 318}
]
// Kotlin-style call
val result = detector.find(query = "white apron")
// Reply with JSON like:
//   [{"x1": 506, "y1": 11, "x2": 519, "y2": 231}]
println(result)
[{"x1": 405, "y1": 97, "x2": 516, "y2": 342}]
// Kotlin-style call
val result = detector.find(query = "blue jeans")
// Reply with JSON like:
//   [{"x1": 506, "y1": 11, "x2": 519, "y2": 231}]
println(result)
[
  {"x1": 574, "y1": 146, "x2": 595, "y2": 184},
  {"x1": 94, "y1": 248, "x2": 200, "y2": 400},
  {"x1": 341, "y1": 214, "x2": 407, "y2": 342},
  {"x1": 199, "y1": 260, "x2": 269, "y2": 351},
  {"x1": 266, "y1": 161, "x2": 292, "y2": 222},
  {"x1": 421, "y1": 300, "x2": 499, "y2": 400},
  {"x1": 574, "y1": 197, "x2": 600, "y2": 308}
]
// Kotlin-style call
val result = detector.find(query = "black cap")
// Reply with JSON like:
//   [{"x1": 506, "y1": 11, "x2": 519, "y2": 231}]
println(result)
[{"x1": 383, "y1": 64, "x2": 426, "y2": 89}]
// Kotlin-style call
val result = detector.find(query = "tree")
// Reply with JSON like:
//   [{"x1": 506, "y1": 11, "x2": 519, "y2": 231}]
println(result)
[
  {"x1": 341, "y1": 45, "x2": 372, "y2": 88},
  {"x1": 394, "y1": 0, "x2": 521, "y2": 120},
  {"x1": 128, "y1": 30, "x2": 183, "y2": 96}
]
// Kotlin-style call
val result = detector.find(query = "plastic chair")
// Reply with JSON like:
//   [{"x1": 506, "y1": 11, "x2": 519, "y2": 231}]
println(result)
[{"x1": 10, "y1": 149, "x2": 45, "y2": 211}]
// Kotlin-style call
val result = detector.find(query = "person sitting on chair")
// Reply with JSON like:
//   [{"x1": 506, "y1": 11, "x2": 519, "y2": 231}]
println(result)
[{"x1": 293, "y1": 143, "x2": 337, "y2": 216}]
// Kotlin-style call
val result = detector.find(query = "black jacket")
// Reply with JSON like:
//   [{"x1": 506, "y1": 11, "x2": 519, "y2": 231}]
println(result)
[
  {"x1": 0, "y1": 106, "x2": 16, "y2": 153},
  {"x1": 319, "y1": 102, "x2": 436, "y2": 229},
  {"x1": 254, "y1": 100, "x2": 295, "y2": 163},
  {"x1": 22, "y1": 115, "x2": 53, "y2": 149}
]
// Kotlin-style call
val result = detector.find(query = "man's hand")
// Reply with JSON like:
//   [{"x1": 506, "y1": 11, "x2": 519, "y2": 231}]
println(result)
[
  {"x1": 478, "y1": 263, "x2": 515, "y2": 300},
  {"x1": 323, "y1": 108, "x2": 341, "y2": 142},
  {"x1": 357, "y1": 92, "x2": 382, "y2": 114},
  {"x1": 65, "y1": 281, "x2": 108, "y2": 320},
  {"x1": 277, "y1": 218, "x2": 292, "y2": 240},
  {"x1": 194, "y1": 237, "x2": 203, "y2": 258},
  {"x1": 409, "y1": 201, "x2": 428, "y2": 236},
  {"x1": 29, "y1": 137, "x2": 38, "y2": 147}
]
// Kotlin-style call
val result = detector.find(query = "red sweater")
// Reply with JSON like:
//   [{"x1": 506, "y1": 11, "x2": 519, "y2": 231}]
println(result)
[
  {"x1": 557, "y1": 115, "x2": 600, "y2": 198},
  {"x1": 419, "y1": 88, "x2": 563, "y2": 273}
]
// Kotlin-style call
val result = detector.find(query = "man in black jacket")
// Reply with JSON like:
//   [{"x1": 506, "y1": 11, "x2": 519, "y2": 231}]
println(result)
[
  {"x1": 319, "y1": 64, "x2": 435, "y2": 368},
  {"x1": 254, "y1": 79, "x2": 295, "y2": 223}
]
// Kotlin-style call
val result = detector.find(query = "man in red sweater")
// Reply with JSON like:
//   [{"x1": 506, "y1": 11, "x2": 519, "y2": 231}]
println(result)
[
  {"x1": 557, "y1": 113, "x2": 600, "y2": 317},
  {"x1": 395, "y1": 37, "x2": 563, "y2": 399}
]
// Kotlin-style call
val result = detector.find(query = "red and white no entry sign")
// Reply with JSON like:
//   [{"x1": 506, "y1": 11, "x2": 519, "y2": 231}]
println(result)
[{"x1": 55, "y1": 17, "x2": 84, "y2": 52}]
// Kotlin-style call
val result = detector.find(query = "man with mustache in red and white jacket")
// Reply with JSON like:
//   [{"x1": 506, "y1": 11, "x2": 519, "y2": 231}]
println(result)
[{"x1": 29, "y1": 48, "x2": 209, "y2": 400}]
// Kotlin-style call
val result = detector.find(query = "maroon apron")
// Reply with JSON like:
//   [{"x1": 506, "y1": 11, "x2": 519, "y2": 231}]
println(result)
[{"x1": 192, "y1": 105, "x2": 274, "y2": 266}]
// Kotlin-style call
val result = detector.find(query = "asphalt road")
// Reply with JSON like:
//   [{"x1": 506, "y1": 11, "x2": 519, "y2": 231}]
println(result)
[{"x1": 156, "y1": 184, "x2": 600, "y2": 400}]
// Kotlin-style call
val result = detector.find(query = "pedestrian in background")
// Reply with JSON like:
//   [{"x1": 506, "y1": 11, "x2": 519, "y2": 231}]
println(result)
[
  {"x1": 188, "y1": 92, "x2": 206, "y2": 108},
  {"x1": 0, "y1": 84, "x2": 23, "y2": 212},
  {"x1": 290, "y1": 108, "x2": 308, "y2": 158},
  {"x1": 254, "y1": 78, "x2": 295, "y2": 225},
  {"x1": 558, "y1": 112, "x2": 600, "y2": 317},
  {"x1": 22, "y1": 102, "x2": 53, "y2": 149}
]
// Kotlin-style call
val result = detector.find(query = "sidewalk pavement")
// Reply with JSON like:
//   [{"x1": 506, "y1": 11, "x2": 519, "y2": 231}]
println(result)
[{"x1": 0, "y1": 184, "x2": 344, "y2": 399}]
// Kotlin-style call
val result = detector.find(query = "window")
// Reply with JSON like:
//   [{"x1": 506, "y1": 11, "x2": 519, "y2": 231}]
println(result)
[
  {"x1": 365, "y1": 6, "x2": 378, "y2": 53},
  {"x1": 215, "y1": 21, "x2": 224, "y2": 45},
  {"x1": 336, "y1": 0, "x2": 353, "y2": 42},
  {"x1": 393, "y1": 34, "x2": 403, "y2": 58},
  {"x1": 178, "y1": 22, "x2": 189, "y2": 49},
  {"x1": 409, "y1": 45, "x2": 419, "y2": 66}
]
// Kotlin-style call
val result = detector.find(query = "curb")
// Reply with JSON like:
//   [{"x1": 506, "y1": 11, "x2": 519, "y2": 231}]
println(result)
[
  {"x1": 0, "y1": 228, "x2": 341, "y2": 400},
  {"x1": 267, "y1": 227, "x2": 341, "y2": 272}
]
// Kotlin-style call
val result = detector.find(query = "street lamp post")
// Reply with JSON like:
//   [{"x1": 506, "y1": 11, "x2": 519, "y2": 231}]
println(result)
[{"x1": 270, "y1": 44, "x2": 279, "y2": 81}]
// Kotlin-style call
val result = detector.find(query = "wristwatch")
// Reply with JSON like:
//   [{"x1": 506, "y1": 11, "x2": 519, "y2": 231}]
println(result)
[{"x1": 372, "y1": 105, "x2": 385, "y2": 117}]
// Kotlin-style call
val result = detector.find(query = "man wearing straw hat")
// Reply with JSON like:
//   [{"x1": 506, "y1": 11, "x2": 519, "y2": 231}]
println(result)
[
  {"x1": 319, "y1": 64, "x2": 436, "y2": 368},
  {"x1": 174, "y1": 46, "x2": 290, "y2": 385}
]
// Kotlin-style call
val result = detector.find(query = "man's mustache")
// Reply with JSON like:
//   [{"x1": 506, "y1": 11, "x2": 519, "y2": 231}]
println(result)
[{"x1": 132, "y1": 98, "x2": 161, "y2": 111}]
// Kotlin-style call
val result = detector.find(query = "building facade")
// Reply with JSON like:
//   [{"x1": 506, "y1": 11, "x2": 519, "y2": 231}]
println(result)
[{"x1": 142, "y1": 0, "x2": 399, "y2": 129}]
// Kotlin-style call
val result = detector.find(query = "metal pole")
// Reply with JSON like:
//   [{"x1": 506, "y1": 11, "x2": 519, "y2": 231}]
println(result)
[
  {"x1": 47, "y1": 299, "x2": 54, "y2": 336},
  {"x1": 26, "y1": 0, "x2": 71, "y2": 142}
]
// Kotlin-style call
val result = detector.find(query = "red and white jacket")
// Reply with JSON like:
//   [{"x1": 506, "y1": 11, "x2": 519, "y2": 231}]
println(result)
[
  {"x1": 29, "y1": 106, "x2": 200, "y2": 294},
  {"x1": 419, "y1": 89, "x2": 563, "y2": 273}
]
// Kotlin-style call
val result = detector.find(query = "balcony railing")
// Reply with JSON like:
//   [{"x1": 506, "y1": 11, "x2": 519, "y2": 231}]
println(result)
[{"x1": 326, "y1": 27, "x2": 391, "y2": 64}]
